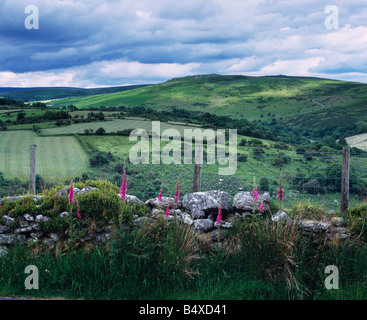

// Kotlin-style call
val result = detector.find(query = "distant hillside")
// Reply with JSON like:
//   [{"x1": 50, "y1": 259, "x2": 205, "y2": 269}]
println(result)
[
  {"x1": 46, "y1": 74, "x2": 367, "y2": 129},
  {"x1": 0, "y1": 85, "x2": 149, "y2": 102},
  {"x1": 346, "y1": 132, "x2": 367, "y2": 151},
  {"x1": 0, "y1": 88, "x2": 34, "y2": 93}
]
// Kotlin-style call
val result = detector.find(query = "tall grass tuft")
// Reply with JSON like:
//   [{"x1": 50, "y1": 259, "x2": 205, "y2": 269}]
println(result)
[
  {"x1": 290, "y1": 201, "x2": 327, "y2": 220},
  {"x1": 108, "y1": 216, "x2": 201, "y2": 290},
  {"x1": 229, "y1": 218, "x2": 301, "y2": 292}
]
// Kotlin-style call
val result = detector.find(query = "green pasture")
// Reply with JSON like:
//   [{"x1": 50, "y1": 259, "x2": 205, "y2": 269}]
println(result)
[
  {"x1": 0, "y1": 131, "x2": 89, "y2": 183},
  {"x1": 76, "y1": 134, "x2": 364, "y2": 210},
  {"x1": 0, "y1": 125, "x2": 366, "y2": 210},
  {"x1": 7, "y1": 121, "x2": 57, "y2": 130},
  {"x1": 39, "y1": 119, "x2": 200, "y2": 136},
  {"x1": 0, "y1": 109, "x2": 45, "y2": 122}
]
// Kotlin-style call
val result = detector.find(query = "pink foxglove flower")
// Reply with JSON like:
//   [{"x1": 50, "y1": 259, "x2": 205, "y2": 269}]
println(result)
[
  {"x1": 216, "y1": 200, "x2": 222, "y2": 225},
  {"x1": 77, "y1": 200, "x2": 81, "y2": 219},
  {"x1": 252, "y1": 186, "x2": 259, "y2": 202},
  {"x1": 165, "y1": 198, "x2": 170, "y2": 218},
  {"x1": 158, "y1": 185, "x2": 163, "y2": 202},
  {"x1": 277, "y1": 173, "x2": 284, "y2": 210},
  {"x1": 252, "y1": 176, "x2": 259, "y2": 201},
  {"x1": 259, "y1": 198, "x2": 264, "y2": 213},
  {"x1": 277, "y1": 185, "x2": 283, "y2": 201},
  {"x1": 175, "y1": 176, "x2": 180, "y2": 203},
  {"x1": 253, "y1": 187, "x2": 259, "y2": 202},
  {"x1": 120, "y1": 166, "x2": 127, "y2": 201},
  {"x1": 68, "y1": 180, "x2": 74, "y2": 204},
  {"x1": 277, "y1": 175, "x2": 283, "y2": 201}
]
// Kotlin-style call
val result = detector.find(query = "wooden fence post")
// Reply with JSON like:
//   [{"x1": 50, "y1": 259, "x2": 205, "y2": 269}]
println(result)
[
  {"x1": 193, "y1": 143, "x2": 203, "y2": 192},
  {"x1": 29, "y1": 144, "x2": 36, "y2": 195},
  {"x1": 340, "y1": 147, "x2": 350, "y2": 213}
]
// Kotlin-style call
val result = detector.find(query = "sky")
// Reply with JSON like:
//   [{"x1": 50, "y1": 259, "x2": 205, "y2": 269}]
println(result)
[{"x1": 1, "y1": 0, "x2": 367, "y2": 88}]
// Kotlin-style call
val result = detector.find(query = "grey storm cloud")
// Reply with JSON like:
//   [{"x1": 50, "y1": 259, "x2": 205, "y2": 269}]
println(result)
[{"x1": 0, "y1": 0, "x2": 367, "y2": 87}]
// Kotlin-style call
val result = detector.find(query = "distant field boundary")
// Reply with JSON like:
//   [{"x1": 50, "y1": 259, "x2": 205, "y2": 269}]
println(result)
[
  {"x1": 123, "y1": 117, "x2": 149, "y2": 121},
  {"x1": 167, "y1": 121, "x2": 202, "y2": 127}
]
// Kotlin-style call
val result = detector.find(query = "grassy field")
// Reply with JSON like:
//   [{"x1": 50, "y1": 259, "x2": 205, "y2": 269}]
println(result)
[
  {"x1": 346, "y1": 132, "x2": 367, "y2": 151},
  {"x1": 45, "y1": 75, "x2": 367, "y2": 129},
  {"x1": 0, "y1": 131, "x2": 89, "y2": 183},
  {"x1": 38, "y1": 119, "x2": 200, "y2": 136},
  {"x1": 7, "y1": 121, "x2": 58, "y2": 130},
  {"x1": 0, "y1": 125, "x2": 366, "y2": 210},
  {"x1": 76, "y1": 134, "x2": 366, "y2": 210},
  {"x1": 0, "y1": 109, "x2": 45, "y2": 122}
]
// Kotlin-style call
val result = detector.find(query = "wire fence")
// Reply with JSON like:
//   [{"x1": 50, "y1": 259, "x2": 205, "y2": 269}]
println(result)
[{"x1": 0, "y1": 147, "x2": 366, "y2": 211}]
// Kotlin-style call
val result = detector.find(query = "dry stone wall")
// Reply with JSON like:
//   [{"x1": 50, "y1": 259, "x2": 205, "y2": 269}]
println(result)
[{"x1": 0, "y1": 188, "x2": 349, "y2": 253}]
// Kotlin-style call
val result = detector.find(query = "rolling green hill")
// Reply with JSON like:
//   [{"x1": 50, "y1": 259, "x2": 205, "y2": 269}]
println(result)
[
  {"x1": 45, "y1": 74, "x2": 367, "y2": 129},
  {"x1": 0, "y1": 85, "x2": 149, "y2": 102}
]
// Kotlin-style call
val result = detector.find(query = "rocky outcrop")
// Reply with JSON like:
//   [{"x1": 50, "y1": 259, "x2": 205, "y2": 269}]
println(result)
[
  {"x1": 232, "y1": 191, "x2": 271, "y2": 213},
  {"x1": 298, "y1": 219, "x2": 331, "y2": 234},
  {"x1": 0, "y1": 195, "x2": 43, "y2": 206},
  {"x1": 56, "y1": 186, "x2": 97, "y2": 197},
  {"x1": 0, "y1": 210, "x2": 113, "y2": 247},
  {"x1": 176, "y1": 211, "x2": 194, "y2": 226},
  {"x1": 271, "y1": 210, "x2": 291, "y2": 223},
  {"x1": 298, "y1": 219, "x2": 349, "y2": 241},
  {"x1": 331, "y1": 217, "x2": 346, "y2": 227},
  {"x1": 0, "y1": 234, "x2": 25, "y2": 245},
  {"x1": 271, "y1": 212, "x2": 349, "y2": 242},
  {"x1": 125, "y1": 195, "x2": 145, "y2": 206},
  {"x1": 145, "y1": 196, "x2": 182, "y2": 209},
  {"x1": 182, "y1": 190, "x2": 230, "y2": 220},
  {"x1": 193, "y1": 219, "x2": 214, "y2": 234},
  {"x1": 0, "y1": 186, "x2": 97, "y2": 206}
]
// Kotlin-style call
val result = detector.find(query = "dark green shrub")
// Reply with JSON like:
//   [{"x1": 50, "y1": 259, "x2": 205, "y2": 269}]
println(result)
[
  {"x1": 322, "y1": 163, "x2": 367, "y2": 195},
  {"x1": 268, "y1": 200, "x2": 280, "y2": 214},
  {"x1": 77, "y1": 190, "x2": 121, "y2": 220},
  {"x1": 238, "y1": 154, "x2": 248, "y2": 162},
  {"x1": 90, "y1": 153, "x2": 111, "y2": 166},
  {"x1": 271, "y1": 157, "x2": 285, "y2": 167},
  {"x1": 252, "y1": 147, "x2": 265, "y2": 160},
  {"x1": 113, "y1": 163, "x2": 125, "y2": 174},
  {"x1": 4, "y1": 196, "x2": 42, "y2": 217},
  {"x1": 345, "y1": 203, "x2": 367, "y2": 217},
  {"x1": 74, "y1": 179, "x2": 120, "y2": 194},
  {"x1": 38, "y1": 216, "x2": 69, "y2": 234},
  {"x1": 118, "y1": 202, "x2": 150, "y2": 225},
  {"x1": 0, "y1": 200, "x2": 17, "y2": 215},
  {"x1": 349, "y1": 218, "x2": 367, "y2": 243},
  {"x1": 304, "y1": 152, "x2": 313, "y2": 161},
  {"x1": 259, "y1": 177, "x2": 269, "y2": 191},
  {"x1": 35, "y1": 174, "x2": 44, "y2": 194},
  {"x1": 249, "y1": 138, "x2": 263, "y2": 146},
  {"x1": 274, "y1": 142, "x2": 289, "y2": 150},
  {"x1": 95, "y1": 127, "x2": 106, "y2": 135}
]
